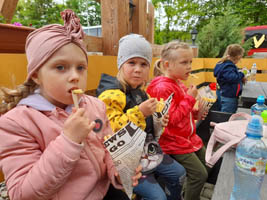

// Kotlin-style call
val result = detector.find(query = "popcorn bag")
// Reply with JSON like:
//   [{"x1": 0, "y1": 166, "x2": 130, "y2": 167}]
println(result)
[
  {"x1": 140, "y1": 93, "x2": 174, "y2": 175},
  {"x1": 153, "y1": 93, "x2": 174, "y2": 141},
  {"x1": 197, "y1": 86, "x2": 217, "y2": 118},
  {"x1": 103, "y1": 122, "x2": 146, "y2": 199}
]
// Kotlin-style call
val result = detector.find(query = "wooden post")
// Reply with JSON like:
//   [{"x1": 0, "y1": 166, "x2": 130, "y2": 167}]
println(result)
[
  {"x1": 0, "y1": 0, "x2": 19, "y2": 23},
  {"x1": 147, "y1": 2, "x2": 154, "y2": 44},
  {"x1": 101, "y1": 0, "x2": 130, "y2": 55},
  {"x1": 192, "y1": 46, "x2": 198, "y2": 58},
  {"x1": 132, "y1": 0, "x2": 147, "y2": 39}
]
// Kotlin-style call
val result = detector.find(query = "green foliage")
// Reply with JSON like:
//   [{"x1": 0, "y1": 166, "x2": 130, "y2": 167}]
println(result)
[
  {"x1": 0, "y1": 0, "x2": 100, "y2": 28},
  {"x1": 152, "y1": 0, "x2": 267, "y2": 57},
  {"x1": 12, "y1": 0, "x2": 63, "y2": 28},
  {"x1": 65, "y1": 0, "x2": 101, "y2": 26},
  {"x1": 197, "y1": 10, "x2": 245, "y2": 58},
  {"x1": 228, "y1": 0, "x2": 267, "y2": 26},
  {"x1": 152, "y1": 0, "x2": 200, "y2": 43}
]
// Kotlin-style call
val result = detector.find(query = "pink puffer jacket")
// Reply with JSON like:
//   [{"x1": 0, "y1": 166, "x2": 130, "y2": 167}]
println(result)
[{"x1": 0, "y1": 94, "x2": 121, "y2": 200}]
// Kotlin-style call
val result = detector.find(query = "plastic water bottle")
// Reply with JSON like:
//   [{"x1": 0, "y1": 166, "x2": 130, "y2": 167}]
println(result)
[
  {"x1": 230, "y1": 115, "x2": 267, "y2": 200},
  {"x1": 261, "y1": 110, "x2": 267, "y2": 173},
  {"x1": 251, "y1": 95, "x2": 267, "y2": 116},
  {"x1": 250, "y1": 63, "x2": 257, "y2": 82}
]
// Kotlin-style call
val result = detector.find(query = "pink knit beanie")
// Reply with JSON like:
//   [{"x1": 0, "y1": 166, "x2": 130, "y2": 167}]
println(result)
[{"x1": 25, "y1": 9, "x2": 88, "y2": 81}]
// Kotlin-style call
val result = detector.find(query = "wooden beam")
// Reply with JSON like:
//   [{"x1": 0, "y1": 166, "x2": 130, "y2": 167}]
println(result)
[
  {"x1": 0, "y1": 0, "x2": 19, "y2": 23},
  {"x1": 151, "y1": 44, "x2": 162, "y2": 57},
  {"x1": 132, "y1": 0, "x2": 147, "y2": 38},
  {"x1": 83, "y1": 35, "x2": 103, "y2": 52},
  {"x1": 101, "y1": 0, "x2": 130, "y2": 55},
  {"x1": 147, "y1": 2, "x2": 154, "y2": 44},
  {"x1": 0, "y1": 23, "x2": 35, "y2": 53}
]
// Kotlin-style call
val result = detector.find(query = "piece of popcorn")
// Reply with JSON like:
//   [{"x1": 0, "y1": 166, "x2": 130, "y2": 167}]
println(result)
[{"x1": 156, "y1": 98, "x2": 165, "y2": 113}]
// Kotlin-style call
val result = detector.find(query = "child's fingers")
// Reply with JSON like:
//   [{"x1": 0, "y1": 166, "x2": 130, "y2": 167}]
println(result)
[
  {"x1": 71, "y1": 107, "x2": 77, "y2": 113},
  {"x1": 135, "y1": 164, "x2": 142, "y2": 173},
  {"x1": 132, "y1": 173, "x2": 142, "y2": 186},
  {"x1": 72, "y1": 107, "x2": 86, "y2": 116},
  {"x1": 88, "y1": 121, "x2": 96, "y2": 132},
  {"x1": 104, "y1": 134, "x2": 112, "y2": 141},
  {"x1": 132, "y1": 165, "x2": 142, "y2": 186},
  {"x1": 164, "y1": 114, "x2": 169, "y2": 119},
  {"x1": 115, "y1": 172, "x2": 122, "y2": 184}
]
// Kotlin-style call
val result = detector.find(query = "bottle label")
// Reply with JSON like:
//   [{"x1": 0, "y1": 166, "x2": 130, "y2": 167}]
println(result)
[
  {"x1": 251, "y1": 106, "x2": 265, "y2": 116},
  {"x1": 252, "y1": 109, "x2": 262, "y2": 115},
  {"x1": 236, "y1": 153, "x2": 266, "y2": 176},
  {"x1": 251, "y1": 69, "x2": 257, "y2": 74}
]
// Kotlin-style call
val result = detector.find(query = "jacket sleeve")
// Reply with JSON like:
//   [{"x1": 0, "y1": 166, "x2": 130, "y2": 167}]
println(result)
[
  {"x1": 218, "y1": 65, "x2": 245, "y2": 83},
  {"x1": 98, "y1": 89, "x2": 146, "y2": 133},
  {"x1": 0, "y1": 116, "x2": 83, "y2": 200},
  {"x1": 148, "y1": 83, "x2": 196, "y2": 127}
]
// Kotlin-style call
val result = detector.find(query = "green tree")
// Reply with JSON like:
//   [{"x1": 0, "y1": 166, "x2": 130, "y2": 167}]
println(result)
[
  {"x1": 197, "y1": 9, "x2": 252, "y2": 58},
  {"x1": 12, "y1": 0, "x2": 62, "y2": 28},
  {"x1": 152, "y1": 0, "x2": 201, "y2": 44},
  {"x1": 0, "y1": 0, "x2": 100, "y2": 28},
  {"x1": 228, "y1": 0, "x2": 267, "y2": 26},
  {"x1": 196, "y1": 0, "x2": 267, "y2": 28},
  {"x1": 152, "y1": 0, "x2": 267, "y2": 46},
  {"x1": 65, "y1": 0, "x2": 101, "y2": 26}
]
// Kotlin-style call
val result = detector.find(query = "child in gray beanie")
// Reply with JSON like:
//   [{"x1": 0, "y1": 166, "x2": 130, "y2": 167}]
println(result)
[
  {"x1": 97, "y1": 34, "x2": 186, "y2": 200},
  {"x1": 117, "y1": 34, "x2": 152, "y2": 70}
]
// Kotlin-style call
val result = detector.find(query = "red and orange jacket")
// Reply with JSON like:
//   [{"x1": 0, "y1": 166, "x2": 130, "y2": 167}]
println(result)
[{"x1": 147, "y1": 76, "x2": 203, "y2": 155}]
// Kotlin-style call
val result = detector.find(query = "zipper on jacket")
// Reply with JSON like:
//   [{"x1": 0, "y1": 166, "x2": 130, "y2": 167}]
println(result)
[
  {"x1": 236, "y1": 83, "x2": 241, "y2": 97},
  {"x1": 188, "y1": 113, "x2": 194, "y2": 138}
]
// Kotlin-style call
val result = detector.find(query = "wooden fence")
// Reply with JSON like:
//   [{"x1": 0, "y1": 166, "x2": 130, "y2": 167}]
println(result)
[
  {"x1": 1, "y1": 54, "x2": 267, "y2": 91},
  {"x1": 0, "y1": 0, "x2": 164, "y2": 56}
]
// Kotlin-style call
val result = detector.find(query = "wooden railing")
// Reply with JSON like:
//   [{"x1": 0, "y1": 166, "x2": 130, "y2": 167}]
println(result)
[
  {"x1": 0, "y1": 0, "x2": 160, "y2": 55},
  {"x1": 0, "y1": 54, "x2": 266, "y2": 90}
]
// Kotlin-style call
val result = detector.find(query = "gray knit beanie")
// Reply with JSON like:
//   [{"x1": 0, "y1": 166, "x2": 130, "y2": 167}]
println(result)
[{"x1": 117, "y1": 34, "x2": 152, "y2": 69}]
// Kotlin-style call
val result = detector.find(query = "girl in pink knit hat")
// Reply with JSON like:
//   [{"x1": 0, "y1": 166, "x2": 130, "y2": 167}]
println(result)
[{"x1": 0, "y1": 10, "x2": 141, "y2": 200}]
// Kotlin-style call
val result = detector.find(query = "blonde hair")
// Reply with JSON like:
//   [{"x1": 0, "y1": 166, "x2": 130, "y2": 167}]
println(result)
[
  {"x1": 219, "y1": 44, "x2": 244, "y2": 63},
  {"x1": 116, "y1": 69, "x2": 128, "y2": 92},
  {"x1": 117, "y1": 68, "x2": 148, "y2": 92},
  {"x1": 154, "y1": 41, "x2": 191, "y2": 77},
  {"x1": 0, "y1": 80, "x2": 38, "y2": 115}
]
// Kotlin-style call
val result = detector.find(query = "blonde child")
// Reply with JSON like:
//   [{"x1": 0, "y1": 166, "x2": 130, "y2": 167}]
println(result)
[
  {"x1": 146, "y1": 41, "x2": 209, "y2": 200},
  {"x1": 97, "y1": 34, "x2": 186, "y2": 200},
  {"x1": 214, "y1": 44, "x2": 246, "y2": 113},
  {"x1": 0, "y1": 10, "x2": 141, "y2": 200}
]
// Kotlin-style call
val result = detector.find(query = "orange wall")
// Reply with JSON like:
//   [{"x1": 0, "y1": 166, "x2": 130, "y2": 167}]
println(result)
[{"x1": 1, "y1": 54, "x2": 267, "y2": 90}]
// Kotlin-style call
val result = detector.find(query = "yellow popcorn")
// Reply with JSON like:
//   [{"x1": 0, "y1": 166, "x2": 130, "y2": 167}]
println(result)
[
  {"x1": 202, "y1": 97, "x2": 216, "y2": 103},
  {"x1": 156, "y1": 98, "x2": 165, "y2": 113}
]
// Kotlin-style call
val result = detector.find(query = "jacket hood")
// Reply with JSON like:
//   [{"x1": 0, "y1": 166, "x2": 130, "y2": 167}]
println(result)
[
  {"x1": 214, "y1": 60, "x2": 234, "y2": 77},
  {"x1": 18, "y1": 89, "x2": 73, "y2": 113},
  {"x1": 96, "y1": 73, "x2": 122, "y2": 97}
]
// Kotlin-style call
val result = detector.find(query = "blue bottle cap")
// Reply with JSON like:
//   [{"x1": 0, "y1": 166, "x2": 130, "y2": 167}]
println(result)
[
  {"x1": 256, "y1": 95, "x2": 265, "y2": 104},
  {"x1": 246, "y1": 115, "x2": 263, "y2": 138}
]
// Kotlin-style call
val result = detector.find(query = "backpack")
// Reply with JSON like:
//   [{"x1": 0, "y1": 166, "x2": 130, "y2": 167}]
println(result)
[{"x1": 205, "y1": 112, "x2": 251, "y2": 167}]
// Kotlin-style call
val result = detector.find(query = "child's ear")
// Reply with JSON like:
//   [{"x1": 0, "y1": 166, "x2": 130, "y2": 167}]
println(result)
[
  {"x1": 31, "y1": 72, "x2": 40, "y2": 85},
  {"x1": 162, "y1": 60, "x2": 169, "y2": 69}
]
